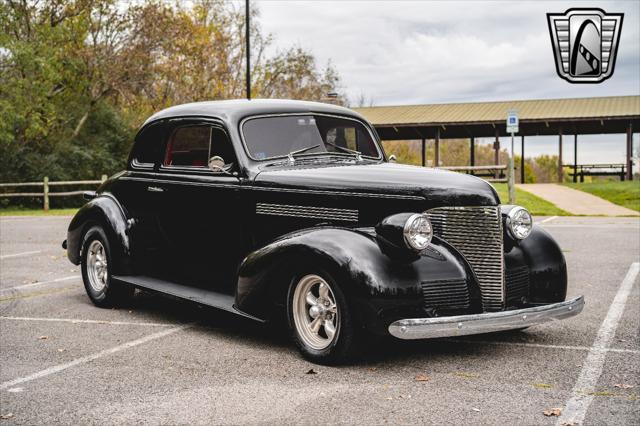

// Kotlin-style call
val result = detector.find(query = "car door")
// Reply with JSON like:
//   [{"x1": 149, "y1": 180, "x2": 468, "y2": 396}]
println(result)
[
  {"x1": 150, "y1": 119, "x2": 244, "y2": 292},
  {"x1": 110, "y1": 120, "x2": 167, "y2": 274}
]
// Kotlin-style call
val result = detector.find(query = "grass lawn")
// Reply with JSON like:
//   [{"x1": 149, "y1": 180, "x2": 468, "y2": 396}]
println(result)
[
  {"x1": 565, "y1": 181, "x2": 640, "y2": 212},
  {"x1": 0, "y1": 208, "x2": 78, "y2": 216},
  {"x1": 492, "y1": 183, "x2": 570, "y2": 216}
]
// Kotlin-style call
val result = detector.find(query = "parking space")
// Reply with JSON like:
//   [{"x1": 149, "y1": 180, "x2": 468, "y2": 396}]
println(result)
[{"x1": 0, "y1": 215, "x2": 638, "y2": 424}]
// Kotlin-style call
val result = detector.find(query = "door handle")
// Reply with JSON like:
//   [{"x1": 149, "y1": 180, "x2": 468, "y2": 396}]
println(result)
[{"x1": 147, "y1": 186, "x2": 164, "y2": 193}]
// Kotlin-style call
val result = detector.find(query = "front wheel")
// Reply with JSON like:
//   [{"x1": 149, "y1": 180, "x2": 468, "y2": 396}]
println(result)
[
  {"x1": 81, "y1": 226, "x2": 133, "y2": 308},
  {"x1": 287, "y1": 270, "x2": 358, "y2": 364}
]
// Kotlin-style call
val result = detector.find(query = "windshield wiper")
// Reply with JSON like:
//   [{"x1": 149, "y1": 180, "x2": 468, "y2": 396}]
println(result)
[
  {"x1": 287, "y1": 144, "x2": 321, "y2": 164},
  {"x1": 323, "y1": 141, "x2": 363, "y2": 161}
]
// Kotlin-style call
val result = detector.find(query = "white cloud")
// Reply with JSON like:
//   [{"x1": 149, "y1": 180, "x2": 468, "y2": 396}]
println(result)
[{"x1": 256, "y1": 0, "x2": 640, "y2": 105}]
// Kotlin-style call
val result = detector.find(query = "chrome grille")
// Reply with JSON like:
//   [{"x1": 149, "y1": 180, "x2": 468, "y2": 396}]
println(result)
[
  {"x1": 426, "y1": 206, "x2": 505, "y2": 311},
  {"x1": 505, "y1": 265, "x2": 530, "y2": 305},
  {"x1": 421, "y1": 279, "x2": 470, "y2": 311}
]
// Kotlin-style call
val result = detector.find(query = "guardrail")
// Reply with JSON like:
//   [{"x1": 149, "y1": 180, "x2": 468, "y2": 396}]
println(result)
[{"x1": 0, "y1": 175, "x2": 107, "y2": 211}]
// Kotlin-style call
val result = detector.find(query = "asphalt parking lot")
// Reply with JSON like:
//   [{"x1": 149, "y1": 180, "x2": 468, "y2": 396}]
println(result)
[{"x1": 0, "y1": 215, "x2": 638, "y2": 425}]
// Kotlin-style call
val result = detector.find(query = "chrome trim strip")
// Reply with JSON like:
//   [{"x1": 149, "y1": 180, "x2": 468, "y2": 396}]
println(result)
[
  {"x1": 388, "y1": 296, "x2": 584, "y2": 339},
  {"x1": 251, "y1": 186, "x2": 424, "y2": 200},
  {"x1": 256, "y1": 203, "x2": 358, "y2": 222},
  {"x1": 120, "y1": 176, "x2": 425, "y2": 200}
]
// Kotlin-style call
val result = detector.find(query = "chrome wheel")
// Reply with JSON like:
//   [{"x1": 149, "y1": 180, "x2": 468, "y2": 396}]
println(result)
[
  {"x1": 292, "y1": 274, "x2": 339, "y2": 350},
  {"x1": 87, "y1": 240, "x2": 108, "y2": 292}
]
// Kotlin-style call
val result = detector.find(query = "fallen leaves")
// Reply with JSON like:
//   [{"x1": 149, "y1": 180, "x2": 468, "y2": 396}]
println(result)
[
  {"x1": 543, "y1": 408, "x2": 562, "y2": 417},
  {"x1": 532, "y1": 383, "x2": 553, "y2": 389},
  {"x1": 0, "y1": 413, "x2": 14, "y2": 420},
  {"x1": 614, "y1": 383, "x2": 634, "y2": 389},
  {"x1": 588, "y1": 391, "x2": 615, "y2": 397},
  {"x1": 37, "y1": 335, "x2": 48, "y2": 340},
  {"x1": 414, "y1": 374, "x2": 430, "y2": 382},
  {"x1": 471, "y1": 407, "x2": 481, "y2": 412},
  {"x1": 454, "y1": 372, "x2": 478, "y2": 379}
]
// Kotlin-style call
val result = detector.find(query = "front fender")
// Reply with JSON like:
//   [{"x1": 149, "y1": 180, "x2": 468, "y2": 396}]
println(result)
[
  {"x1": 66, "y1": 195, "x2": 131, "y2": 272},
  {"x1": 517, "y1": 225, "x2": 568, "y2": 303},
  {"x1": 235, "y1": 227, "x2": 478, "y2": 332}
]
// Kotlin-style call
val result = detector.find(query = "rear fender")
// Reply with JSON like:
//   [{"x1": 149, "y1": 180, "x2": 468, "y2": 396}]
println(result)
[{"x1": 66, "y1": 195, "x2": 131, "y2": 273}]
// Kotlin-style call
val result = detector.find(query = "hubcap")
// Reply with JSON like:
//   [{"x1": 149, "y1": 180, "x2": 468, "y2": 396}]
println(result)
[
  {"x1": 87, "y1": 240, "x2": 108, "y2": 292},
  {"x1": 292, "y1": 274, "x2": 339, "y2": 350}
]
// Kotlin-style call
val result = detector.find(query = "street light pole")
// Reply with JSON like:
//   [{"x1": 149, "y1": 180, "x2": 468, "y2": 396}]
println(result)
[{"x1": 245, "y1": 0, "x2": 251, "y2": 100}]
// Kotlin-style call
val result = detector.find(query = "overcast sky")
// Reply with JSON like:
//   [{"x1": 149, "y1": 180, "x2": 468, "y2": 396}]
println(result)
[{"x1": 256, "y1": 0, "x2": 639, "y2": 165}]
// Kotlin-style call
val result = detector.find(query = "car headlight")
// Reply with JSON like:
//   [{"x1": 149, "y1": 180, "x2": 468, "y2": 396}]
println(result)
[
  {"x1": 506, "y1": 206, "x2": 533, "y2": 240},
  {"x1": 403, "y1": 213, "x2": 433, "y2": 251}
]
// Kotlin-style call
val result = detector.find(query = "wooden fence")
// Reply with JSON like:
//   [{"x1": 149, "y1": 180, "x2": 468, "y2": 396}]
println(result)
[
  {"x1": 0, "y1": 164, "x2": 517, "y2": 211},
  {"x1": 0, "y1": 175, "x2": 107, "y2": 211}
]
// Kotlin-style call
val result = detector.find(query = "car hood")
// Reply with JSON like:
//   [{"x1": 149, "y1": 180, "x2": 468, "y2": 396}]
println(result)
[{"x1": 253, "y1": 162, "x2": 500, "y2": 207}]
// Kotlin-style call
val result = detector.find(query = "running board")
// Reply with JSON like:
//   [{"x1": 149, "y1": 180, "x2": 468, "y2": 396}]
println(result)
[{"x1": 112, "y1": 275, "x2": 263, "y2": 322}]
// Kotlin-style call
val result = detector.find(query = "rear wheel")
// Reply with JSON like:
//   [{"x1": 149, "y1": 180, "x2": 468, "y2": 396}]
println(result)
[
  {"x1": 81, "y1": 226, "x2": 133, "y2": 307},
  {"x1": 287, "y1": 270, "x2": 358, "y2": 364}
]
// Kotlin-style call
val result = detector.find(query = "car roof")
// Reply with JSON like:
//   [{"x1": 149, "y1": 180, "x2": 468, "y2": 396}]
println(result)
[{"x1": 142, "y1": 99, "x2": 367, "y2": 127}]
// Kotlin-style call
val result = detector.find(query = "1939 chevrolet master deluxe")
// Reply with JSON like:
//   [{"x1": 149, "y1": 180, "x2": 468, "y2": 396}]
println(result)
[{"x1": 64, "y1": 99, "x2": 584, "y2": 364}]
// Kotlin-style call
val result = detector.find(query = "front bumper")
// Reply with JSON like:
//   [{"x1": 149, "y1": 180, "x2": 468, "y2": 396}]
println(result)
[{"x1": 388, "y1": 295, "x2": 584, "y2": 339}]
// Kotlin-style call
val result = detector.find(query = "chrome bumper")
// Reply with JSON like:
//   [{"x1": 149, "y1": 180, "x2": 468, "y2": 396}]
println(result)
[{"x1": 388, "y1": 296, "x2": 584, "y2": 339}]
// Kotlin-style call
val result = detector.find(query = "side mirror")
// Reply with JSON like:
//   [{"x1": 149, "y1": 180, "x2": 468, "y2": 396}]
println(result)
[
  {"x1": 208, "y1": 156, "x2": 226, "y2": 171},
  {"x1": 388, "y1": 154, "x2": 397, "y2": 163}
]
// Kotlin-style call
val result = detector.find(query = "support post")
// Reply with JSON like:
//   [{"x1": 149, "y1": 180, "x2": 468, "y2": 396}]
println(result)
[
  {"x1": 627, "y1": 123, "x2": 633, "y2": 181},
  {"x1": 494, "y1": 129, "x2": 500, "y2": 179},
  {"x1": 558, "y1": 128, "x2": 563, "y2": 183},
  {"x1": 435, "y1": 129, "x2": 440, "y2": 167},
  {"x1": 421, "y1": 138, "x2": 426, "y2": 167},
  {"x1": 470, "y1": 137, "x2": 475, "y2": 171},
  {"x1": 43, "y1": 176, "x2": 49, "y2": 212},
  {"x1": 508, "y1": 133, "x2": 516, "y2": 204},
  {"x1": 573, "y1": 134, "x2": 578, "y2": 183},
  {"x1": 520, "y1": 135, "x2": 525, "y2": 183},
  {"x1": 245, "y1": 0, "x2": 251, "y2": 100}
]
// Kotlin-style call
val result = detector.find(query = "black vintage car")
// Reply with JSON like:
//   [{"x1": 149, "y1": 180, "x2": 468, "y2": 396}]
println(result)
[{"x1": 64, "y1": 99, "x2": 584, "y2": 363}]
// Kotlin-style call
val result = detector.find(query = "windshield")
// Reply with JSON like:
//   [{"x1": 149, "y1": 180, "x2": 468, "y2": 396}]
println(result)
[{"x1": 241, "y1": 114, "x2": 382, "y2": 161}]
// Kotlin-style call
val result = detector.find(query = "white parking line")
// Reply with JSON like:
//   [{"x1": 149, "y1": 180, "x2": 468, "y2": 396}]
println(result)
[
  {"x1": 0, "y1": 275, "x2": 79, "y2": 293},
  {"x1": 0, "y1": 250, "x2": 42, "y2": 260},
  {"x1": 538, "y1": 216, "x2": 558, "y2": 224},
  {"x1": 0, "y1": 324, "x2": 192, "y2": 391},
  {"x1": 0, "y1": 316, "x2": 175, "y2": 327},
  {"x1": 449, "y1": 339, "x2": 639, "y2": 354},
  {"x1": 557, "y1": 262, "x2": 640, "y2": 426}
]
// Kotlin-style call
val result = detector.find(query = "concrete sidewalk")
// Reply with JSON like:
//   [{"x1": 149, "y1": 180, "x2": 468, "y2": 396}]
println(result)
[{"x1": 517, "y1": 184, "x2": 639, "y2": 216}]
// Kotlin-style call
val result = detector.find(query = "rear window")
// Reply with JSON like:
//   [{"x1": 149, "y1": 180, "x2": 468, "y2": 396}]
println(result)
[{"x1": 132, "y1": 122, "x2": 165, "y2": 167}]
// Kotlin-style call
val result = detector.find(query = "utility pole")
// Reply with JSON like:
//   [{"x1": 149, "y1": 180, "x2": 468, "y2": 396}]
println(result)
[{"x1": 245, "y1": 0, "x2": 251, "y2": 100}]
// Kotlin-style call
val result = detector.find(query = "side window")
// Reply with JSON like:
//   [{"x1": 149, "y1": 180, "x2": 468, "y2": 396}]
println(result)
[
  {"x1": 132, "y1": 122, "x2": 165, "y2": 168},
  {"x1": 209, "y1": 127, "x2": 237, "y2": 167},
  {"x1": 164, "y1": 125, "x2": 211, "y2": 167}
]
